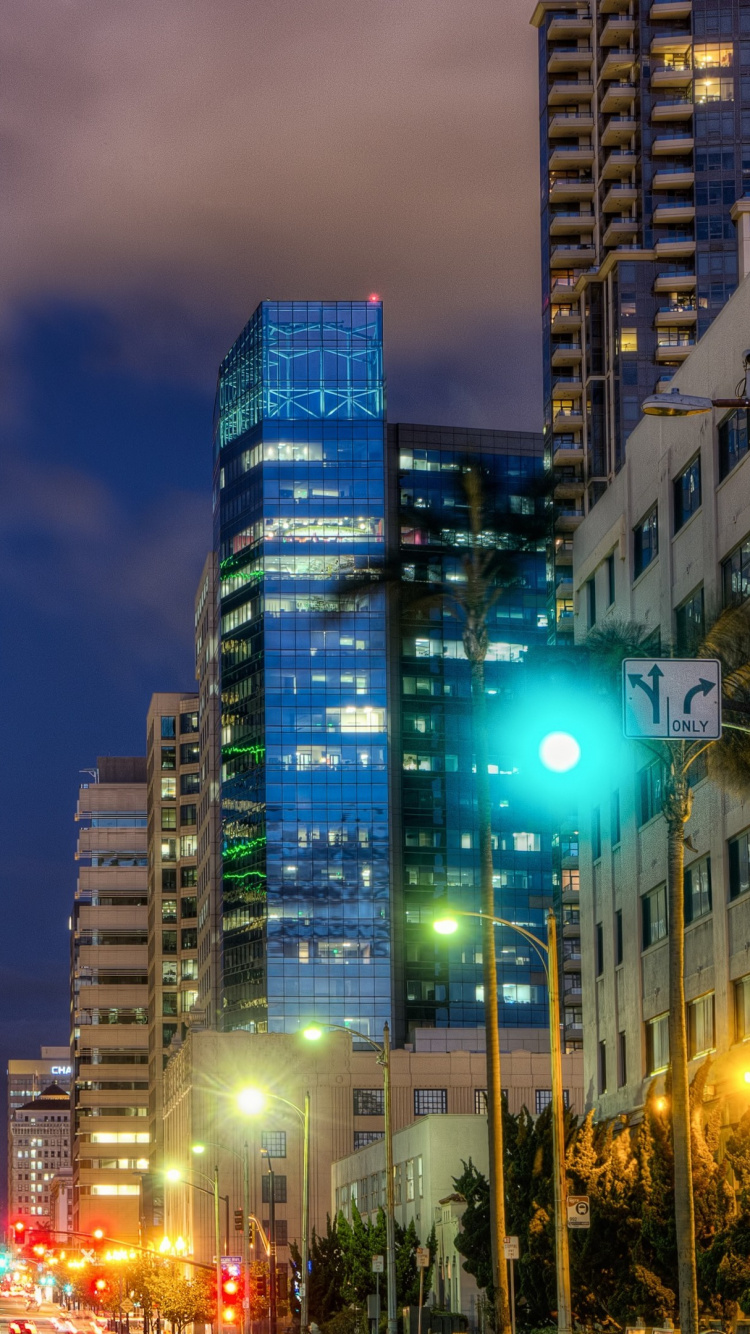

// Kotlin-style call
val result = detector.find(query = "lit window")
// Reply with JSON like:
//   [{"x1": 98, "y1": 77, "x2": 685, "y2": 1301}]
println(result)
[
  {"x1": 620, "y1": 328, "x2": 638, "y2": 353},
  {"x1": 646, "y1": 1013, "x2": 669, "y2": 1074},
  {"x1": 688, "y1": 993, "x2": 715, "y2": 1058}
]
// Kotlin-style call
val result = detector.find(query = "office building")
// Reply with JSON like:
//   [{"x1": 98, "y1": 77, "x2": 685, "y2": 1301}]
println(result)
[
  {"x1": 162, "y1": 1028, "x2": 583, "y2": 1269},
  {"x1": 8, "y1": 1083, "x2": 71, "y2": 1224},
  {"x1": 531, "y1": 0, "x2": 750, "y2": 636},
  {"x1": 8, "y1": 1048, "x2": 71, "y2": 1118},
  {"x1": 194, "y1": 554, "x2": 222, "y2": 1032},
  {"x1": 571, "y1": 268, "x2": 750, "y2": 1118},
  {"x1": 215, "y1": 299, "x2": 390, "y2": 1037},
  {"x1": 145, "y1": 693, "x2": 201, "y2": 1179},
  {"x1": 70, "y1": 757, "x2": 149, "y2": 1241}
]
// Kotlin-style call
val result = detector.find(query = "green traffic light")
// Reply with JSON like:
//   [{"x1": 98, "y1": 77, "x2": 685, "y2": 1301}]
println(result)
[{"x1": 538, "y1": 731, "x2": 581, "y2": 774}]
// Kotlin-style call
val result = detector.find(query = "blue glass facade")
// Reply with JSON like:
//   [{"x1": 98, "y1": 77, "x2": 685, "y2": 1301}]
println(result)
[{"x1": 215, "y1": 301, "x2": 391, "y2": 1037}]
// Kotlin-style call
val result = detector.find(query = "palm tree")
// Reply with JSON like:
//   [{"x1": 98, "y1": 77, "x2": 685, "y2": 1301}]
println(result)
[
  {"x1": 344, "y1": 459, "x2": 549, "y2": 1334},
  {"x1": 586, "y1": 600, "x2": 750, "y2": 1334}
]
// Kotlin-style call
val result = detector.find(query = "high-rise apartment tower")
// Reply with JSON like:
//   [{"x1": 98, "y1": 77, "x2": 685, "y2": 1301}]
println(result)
[{"x1": 532, "y1": 0, "x2": 750, "y2": 636}]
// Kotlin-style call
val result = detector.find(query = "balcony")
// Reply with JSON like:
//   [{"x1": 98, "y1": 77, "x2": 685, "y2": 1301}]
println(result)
[
  {"x1": 555, "y1": 540, "x2": 574, "y2": 567},
  {"x1": 603, "y1": 182, "x2": 637, "y2": 211},
  {"x1": 652, "y1": 167, "x2": 694, "y2": 189},
  {"x1": 548, "y1": 14, "x2": 592, "y2": 39},
  {"x1": 549, "y1": 177, "x2": 595, "y2": 202},
  {"x1": 652, "y1": 97, "x2": 694, "y2": 122},
  {"x1": 653, "y1": 201, "x2": 695, "y2": 224},
  {"x1": 551, "y1": 341, "x2": 583, "y2": 366},
  {"x1": 601, "y1": 114, "x2": 637, "y2": 146},
  {"x1": 601, "y1": 83, "x2": 636, "y2": 114},
  {"x1": 551, "y1": 309, "x2": 582, "y2": 333},
  {"x1": 602, "y1": 149, "x2": 637, "y2": 179},
  {"x1": 548, "y1": 45, "x2": 593, "y2": 74},
  {"x1": 600, "y1": 16, "x2": 635, "y2": 43},
  {"x1": 553, "y1": 408, "x2": 584, "y2": 432},
  {"x1": 600, "y1": 48, "x2": 636, "y2": 80},
  {"x1": 650, "y1": 0, "x2": 692, "y2": 15},
  {"x1": 549, "y1": 144, "x2": 595, "y2": 169},
  {"x1": 655, "y1": 235, "x2": 696, "y2": 258},
  {"x1": 601, "y1": 0, "x2": 630, "y2": 11},
  {"x1": 553, "y1": 445, "x2": 584, "y2": 467},
  {"x1": 552, "y1": 375, "x2": 583, "y2": 398},
  {"x1": 653, "y1": 270, "x2": 696, "y2": 291},
  {"x1": 549, "y1": 79, "x2": 594, "y2": 105},
  {"x1": 550, "y1": 277, "x2": 580, "y2": 301},
  {"x1": 651, "y1": 64, "x2": 693, "y2": 89},
  {"x1": 549, "y1": 111, "x2": 594, "y2": 137},
  {"x1": 651, "y1": 34, "x2": 692, "y2": 58},
  {"x1": 556, "y1": 509, "x2": 585, "y2": 532},
  {"x1": 656, "y1": 340, "x2": 694, "y2": 361},
  {"x1": 550, "y1": 209, "x2": 595, "y2": 235},
  {"x1": 652, "y1": 132, "x2": 694, "y2": 154},
  {"x1": 603, "y1": 216, "x2": 638, "y2": 246},
  {"x1": 654, "y1": 303, "x2": 696, "y2": 326},
  {"x1": 551, "y1": 242, "x2": 595, "y2": 267},
  {"x1": 554, "y1": 476, "x2": 585, "y2": 501}
]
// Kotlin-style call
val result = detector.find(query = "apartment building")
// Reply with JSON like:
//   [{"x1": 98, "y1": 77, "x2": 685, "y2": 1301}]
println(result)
[
  {"x1": 194, "y1": 554, "x2": 222, "y2": 1032},
  {"x1": 8, "y1": 1083, "x2": 71, "y2": 1224},
  {"x1": 532, "y1": 0, "x2": 750, "y2": 636},
  {"x1": 145, "y1": 693, "x2": 201, "y2": 1176},
  {"x1": 70, "y1": 757, "x2": 149, "y2": 1241},
  {"x1": 571, "y1": 268, "x2": 750, "y2": 1118}
]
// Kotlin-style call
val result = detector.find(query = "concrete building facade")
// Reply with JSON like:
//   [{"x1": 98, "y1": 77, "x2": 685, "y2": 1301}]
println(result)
[
  {"x1": 571, "y1": 269, "x2": 750, "y2": 1118},
  {"x1": 7, "y1": 1048, "x2": 71, "y2": 1222},
  {"x1": 8, "y1": 1084, "x2": 71, "y2": 1225},
  {"x1": 70, "y1": 757, "x2": 150, "y2": 1241}
]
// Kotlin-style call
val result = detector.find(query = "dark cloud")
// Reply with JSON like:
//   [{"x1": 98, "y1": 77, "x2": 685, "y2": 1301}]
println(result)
[{"x1": 0, "y1": 0, "x2": 542, "y2": 424}]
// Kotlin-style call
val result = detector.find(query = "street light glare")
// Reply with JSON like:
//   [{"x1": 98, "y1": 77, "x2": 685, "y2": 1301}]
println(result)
[
  {"x1": 237, "y1": 1086, "x2": 266, "y2": 1115},
  {"x1": 539, "y1": 731, "x2": 581, "y2": 774},
  {"x1": 744, "y1": 1070, "x2": 750, "y2": 1085},
  {"x1": 433, "y1": 917, "x2": 459, "y2": 936},
  {"x1": 191, "y1": 1143, "x2": 206, "y2": 1154},
  {"x1": 302, "y1": 1026, "x2": 323, "y2": 1041},
  {"x1": 165, "y1": 1168, "x2": 181, "y2": 1182}
]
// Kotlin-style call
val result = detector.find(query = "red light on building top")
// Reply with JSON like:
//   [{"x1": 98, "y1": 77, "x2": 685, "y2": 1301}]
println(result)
[{"x1": 368, "y1": 293, "x2": 380, "y2": 303}]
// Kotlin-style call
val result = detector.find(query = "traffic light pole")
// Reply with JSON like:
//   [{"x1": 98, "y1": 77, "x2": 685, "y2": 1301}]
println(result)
[
  {"x1": 214, "y1": 1164, "x2": 223, "y2": 1334},
  {"x1": 301, "y1": 1092, "x2": 310, "y2": 1334},
  {"x1": 242, "y1": 1143, "x2": 251, "y2": 1334}
]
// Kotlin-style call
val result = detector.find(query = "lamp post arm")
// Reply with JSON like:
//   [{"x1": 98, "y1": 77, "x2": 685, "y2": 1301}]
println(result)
[
  {"x1": 307, "y1": 1020, "x2": 384, "y2": 1056},
  {"x1": 443, "y1": 908, "x2": 550, "y2": 978}
]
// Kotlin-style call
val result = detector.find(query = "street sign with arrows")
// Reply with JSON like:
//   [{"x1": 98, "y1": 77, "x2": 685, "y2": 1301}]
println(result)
[{"x1": 623, "y1": 658, "x2": 721, "y2": 740}]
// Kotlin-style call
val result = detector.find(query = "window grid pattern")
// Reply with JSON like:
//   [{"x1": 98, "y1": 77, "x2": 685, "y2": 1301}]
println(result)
[
  {"x1": 261, "y1": 1132, "x2": 287, "y2": 1158},
  {"x1": 414, "y1": 1088, "x2": 447, "y2": 1116}
]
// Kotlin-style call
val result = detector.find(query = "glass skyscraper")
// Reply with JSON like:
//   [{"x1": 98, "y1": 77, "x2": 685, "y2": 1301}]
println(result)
[{"x1": 214, "y1": 300, "x2": 390, "y2": 1037}]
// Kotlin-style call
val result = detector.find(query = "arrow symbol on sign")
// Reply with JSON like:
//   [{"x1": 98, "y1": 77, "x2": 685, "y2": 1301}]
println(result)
[
  {"x1": 628, "y1": 664, "x2": 664, "y2": 724},
  {"x1": 683, "y1": 678, "x2": 716, "y2": 714}
]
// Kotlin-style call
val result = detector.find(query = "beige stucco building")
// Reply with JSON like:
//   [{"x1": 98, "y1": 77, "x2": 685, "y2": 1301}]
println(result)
[{"x1": 571, "y1": 267, "x2": 750, "y2": 1120}]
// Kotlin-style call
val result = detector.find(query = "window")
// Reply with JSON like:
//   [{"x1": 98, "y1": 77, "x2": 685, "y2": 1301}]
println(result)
[
  {"x1": 161, "y1": 717, "x2": 176, "y2": 739},
  {"x1": 674, "y1": 457, "x2": 701, "y2": 532},
  {"x1": 723, "y1": 538, "x2": 750, "y2": 607},
  {"x1": 414, "y1": 1089, "x2": 447, "y2": 1116},
  {"x1": 735, "y1": 974, "x2": 750, "y2": 1040},
  {"x1": 598, "y1": 1041, "x2": 607, "y2": 1095},
  {"x1": 354, "y1": 1131, "x2": 384, "y2": 1149},
  {"x1": 639, "y1": 759, "x2": 664, "y2": 825},
  {"x1": 181, "y1": 866, "x2": 198, "y2": 890},
  {"x1": 162, "y1": 962, "x2": 177, "y2": 985},
  {"x1": 615, "y1": 909, "x2": 623, "y2": 966},
  {"x1": 592, "y1": 807, "x2": 601, "y2": 861},
  {"x1": 618, "y1": 1032, "x2": 627, "y2": 1088},
  {"x1": 586, "y1": 576, "x2": 596, "y2": 628},
  {"x1": 181, "y1": 958, "x2": 198, "y2": 981},
  {"x1": 161, "y1": 808, "x2": 177, "y2": 831},
  {"x1": 595, "y1": 922, "x2": 604, "y2": 976},
  {"x1": 643, "y1": 885, "x2": 668, "y2": 949},
  {"x1": 262, "y1": 1218, "x2": 288, "y2": 1246},
  {"x1": 180, "y1": 772, "x2": 200, "y2": 795},
  {"x1": 162, "y1": 993, "x2": 177, "y2": 1016},
  {"x1": 161, "y1": 747, "x2": 176, "y2": 771},
  {"x1": 180, "y1": 835, "x2": 197, "y2": 859},
  {"x1": 729, "y1": 829, "x2": 750, "y2": 900},
  {"x1": 607, "y1": 552, "x2": 616, "y2": 606},
  {"x1": 675, "y1": 587, "x2": 705, "y2": 652},
  {"x1": 180, "y1": 804, "x2": 197, "y2": 827},
  {"x1": 406, "y1": 1159, "x2": 415, "y2": 1201},
  {"x1": 634, "y1": 507, "x2": 659, "y2": 578},
  {"x1": 353, "y1": 1089, "x2": 384, "y2": 1117},
  {"x1": 181, "y1": 928, "x2": 197, "y2": 950},
  {"x1": 620, "y1": 327, "x2": 638, "y2": 353},
  {"x1": 535, "y1": 1089, "x2": 552, "y2": 1115},
  {"x1": 261, "y1": 1132, "x2": 286, "y2": 1158},
  {"x1": 688, "y1": 993, "x2": 715, "y2": 1057},
  {"x1": 611, "y1": 790, "x2": 620, "y2": 846},
  {"x1": 162, "y1": 869, "x2": 177, "y2": 891},
  {"x1": 161, "y1": 777, "x2": 176, "y2": 800},
  {"x1": 180, "y1": 711, "x2": 199, "y2": 734},
  {"x1": 161, "y1": 838, "x2": 177, "y2": 862},
  {"x1": 684, "y1": 856, "x2": 712, "y2": 924},
  {"x1": 474, "y1": 1089, "x2": 488, "y2": 1115},
  {"x1": 162, "y1": 1023, "x2": 177, "y2": 1048},
  {"x1": 181, "y1": 896, "x2": 198, "y2": 920},
  {"x1": 161, "y1": 900, "x2": 177, "y2": 923},
  {"x1": 180, "y1": 743, "x2": 200, "y2": 766},
  {"x1": 719, "y1": 408, "x2": 749, "y2": 479},
  {"x1": 646, "y1": 1013, "x2": 670, "y2": 1074},
  {"x1": 261, "y1": 1175, "x2": 287, "y2": 1203},
  {"x1": 162, "y1": 931, "x2": 177, "y2": 954}
]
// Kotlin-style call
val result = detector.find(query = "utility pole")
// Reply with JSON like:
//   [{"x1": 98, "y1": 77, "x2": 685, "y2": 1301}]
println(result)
[{"x1": 547, "y1": 909, "x2": 572, "y2": 1334}]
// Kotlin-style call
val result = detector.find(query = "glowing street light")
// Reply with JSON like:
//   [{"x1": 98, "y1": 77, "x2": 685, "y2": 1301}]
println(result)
[
  {"x1": 236, "y1": 1087, "x2": 266, "y2": 1116},
  {"x1": 165, "y1": 1164, "x2": 223, "y2": 1334},
  {"x1": 538, "y1": 731, "x2": 581, "y2": 774}
]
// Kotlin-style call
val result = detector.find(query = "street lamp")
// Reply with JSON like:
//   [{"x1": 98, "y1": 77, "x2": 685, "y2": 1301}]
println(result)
[
  {"x1": 236, "y1": 1086, "x2": 311, "y2": 1334},
  {"x1": 165, "y1": 1165, "x2": 223, "y2": 1334},
  {"x1": 433, "y1": 908, "x2": 572, "y2": 1334},
  {"x1": 642, "y1": 350, "x2": 750, "y2": 416},
  {"x1": 192, "y1": 1139, "x2": 263, "y2": 1334},
  {"x1": 303, "y1": 1022, "x2": 397, "y2": 1334}
]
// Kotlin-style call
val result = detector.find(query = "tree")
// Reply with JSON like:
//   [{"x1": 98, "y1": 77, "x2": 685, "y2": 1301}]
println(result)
[
  {"x1": 149, "y1": 1266, "x2": 214, "y2": 1334},
  {"x1": 587, "y1": 601, "x2": 750, "y2": 1334},
  {"x1": 338, "y1": 1205, "x2": 374, "y2": 1306},
  {"x1": 292, "y1": 1215, "x2": 345, "y2": 1325},
  {"x1": 453, "y1": 1159, "x2": 493, "y2": 1295}
]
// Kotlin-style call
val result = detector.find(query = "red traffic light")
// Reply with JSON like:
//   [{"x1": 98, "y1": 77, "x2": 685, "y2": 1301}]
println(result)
[
  {"x1": 95, "y1": 1279, "x2": 108, "y2": 1292},
  {"x1": 12, "y1": 1221, "x2": 26, "y2": 1235}
]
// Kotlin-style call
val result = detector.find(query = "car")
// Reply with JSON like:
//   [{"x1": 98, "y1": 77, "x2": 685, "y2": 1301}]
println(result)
[
  {"x1": 10, "y1": 1320, "x2": 38, "y2": 1334},
  {"x1": 52, "y1": 1319, "x2": 77, "y2": 1334}
]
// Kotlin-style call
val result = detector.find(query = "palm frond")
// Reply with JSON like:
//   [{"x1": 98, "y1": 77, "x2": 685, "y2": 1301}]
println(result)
[
  {"x1": 707, "y1": 728, "x2": 750, "y2": 797},
  {"x1": 699, "y1": 601, "x2": 750, "y2": 676},
  {"x1": 585, "y1": 617, "x2": 652, "y2": 693}
]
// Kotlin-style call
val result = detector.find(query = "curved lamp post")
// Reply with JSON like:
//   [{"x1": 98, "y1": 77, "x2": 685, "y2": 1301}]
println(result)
[
  {"x1": 165, "y1": 1165, "x2": 223, "y2": 1334},
  {"x1": 303, "y1": 1022, "x2": 397, "y2": 1334},
  {"x1": 236, "y1": 1086, "x2": 311, "y2": 1334},
  {"x1": 434, "y1": 908, "x2": 572, "y2": 1334}
]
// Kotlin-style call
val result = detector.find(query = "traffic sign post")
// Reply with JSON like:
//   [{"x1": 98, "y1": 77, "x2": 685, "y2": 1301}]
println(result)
[
  {"x1": 623, "y1": 658, "x2": 721, "y2": 740},
  {"x1": 415, "y1": 1248, "x2": 430, "y2": 1334},
  {"x1": 503, "y1": 1238, "x2": 519, "y2": 1334},
  {"x1": 566, "y1": 1196, "x2": 590, "y2": 1229}
]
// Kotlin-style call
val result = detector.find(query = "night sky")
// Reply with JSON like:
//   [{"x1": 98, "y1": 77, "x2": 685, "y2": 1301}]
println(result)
[{"x1": 0, "y1": 0, "x2": 542, "y2": 1130}]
